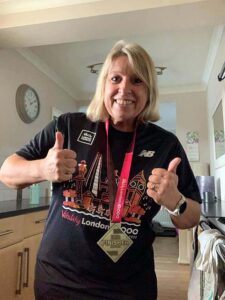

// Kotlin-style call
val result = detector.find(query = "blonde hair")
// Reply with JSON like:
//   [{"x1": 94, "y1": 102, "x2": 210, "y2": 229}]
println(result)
[{"x1": 86, "y1": 40, "x2": 160, "y2": 122}]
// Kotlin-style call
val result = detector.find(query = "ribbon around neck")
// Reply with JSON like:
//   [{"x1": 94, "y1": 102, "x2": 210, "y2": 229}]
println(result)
[{"x1": 105, "y1": 119, "x2": 137, "y2": 223}]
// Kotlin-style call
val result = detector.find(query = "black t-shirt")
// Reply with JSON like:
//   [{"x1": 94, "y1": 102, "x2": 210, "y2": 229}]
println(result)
[{"x1": 16, "y1": 113, "x2": 201, "y2": 300}]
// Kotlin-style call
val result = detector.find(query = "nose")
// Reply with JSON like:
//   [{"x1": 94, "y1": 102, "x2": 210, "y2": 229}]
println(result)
[{"x1": 118, "y1": 78, "x2": 132, "y2": 95}]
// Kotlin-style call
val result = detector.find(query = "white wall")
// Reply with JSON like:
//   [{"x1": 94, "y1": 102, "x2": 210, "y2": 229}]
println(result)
[
  {"x1": 207, "y1": 29, "x2": 225, "y2": 201},
  {"x1": 0, "y1": 49, "x2": 77, "y2": 201},
  {"x1": 160, "y1": 91, "x2": 209, "y2": 164}
]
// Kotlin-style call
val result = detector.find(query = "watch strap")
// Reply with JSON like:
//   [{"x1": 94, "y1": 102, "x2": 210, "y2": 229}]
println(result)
[{"x1": 166, "y1": 194, "x2": 187, "y2": 216}]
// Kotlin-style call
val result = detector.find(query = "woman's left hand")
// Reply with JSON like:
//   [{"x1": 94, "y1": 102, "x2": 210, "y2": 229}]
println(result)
[{"x1": 147, "y1": 157, "x2": 182, "y2": 211}]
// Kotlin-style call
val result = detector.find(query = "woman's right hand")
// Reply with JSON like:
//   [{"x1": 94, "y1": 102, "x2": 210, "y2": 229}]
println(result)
[{"x1": 43, "y1": 131, "x2": 77, "y2": 182}]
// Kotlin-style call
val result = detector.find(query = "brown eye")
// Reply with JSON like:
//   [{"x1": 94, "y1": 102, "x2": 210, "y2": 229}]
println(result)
[
  {"x1": 111, "y1": 76, "x2": 121, "y2": 83},
  {"x1": 132, "y1": 77, "x2": 143, "y2": 84}
]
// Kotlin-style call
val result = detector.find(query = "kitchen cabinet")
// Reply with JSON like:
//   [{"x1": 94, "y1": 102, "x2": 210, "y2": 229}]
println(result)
[
  {"x1": 22, "y1": 234, "x2": 42, "y2": 299},
  {"x1": 0, "y1": 242, "x2": 23, "y2": 300},
  {"x1": 0, "y1": 210, "x2": 48, "y2": 300}
]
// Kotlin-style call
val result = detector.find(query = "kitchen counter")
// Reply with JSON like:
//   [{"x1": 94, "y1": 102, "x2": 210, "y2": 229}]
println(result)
[
  {"x1": 0, "y1": 197, "x2": 50, "y2": 219},
  {"x1": 201, "y1": 199, "x2": 225, "y2": 218}
]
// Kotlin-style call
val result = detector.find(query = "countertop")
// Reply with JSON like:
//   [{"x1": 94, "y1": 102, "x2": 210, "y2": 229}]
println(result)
[
  {"x1": 0, "y1": 198, "x2": 50, "y2": 219},
  {"x1": 201, "y1": 199, "x2": 225, "y2": 218}
]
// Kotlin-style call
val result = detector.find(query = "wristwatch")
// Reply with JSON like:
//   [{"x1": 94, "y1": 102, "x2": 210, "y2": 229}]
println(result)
[{"x1": 166, "y1": 194, "x2": 187, "y2": 216}]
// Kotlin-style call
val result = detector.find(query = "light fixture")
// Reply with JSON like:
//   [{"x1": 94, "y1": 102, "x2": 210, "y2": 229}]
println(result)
[
  {"x1": 155, "y1": 66, "x2": 167, "y2": 75},
  {"x1": 87, "y1": 63, "x2": 103, "y2": 74},
  {"x1": 87, "y1": 63, "x2": 167, "y2": 75}
]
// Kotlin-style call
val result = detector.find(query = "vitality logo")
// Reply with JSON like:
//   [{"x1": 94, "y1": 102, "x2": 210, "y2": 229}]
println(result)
[{"x1": 77, "y1": 130, "x2": 96, "y2": 145}]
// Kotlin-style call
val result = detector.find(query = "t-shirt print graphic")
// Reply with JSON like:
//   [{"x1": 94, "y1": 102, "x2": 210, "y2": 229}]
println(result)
[{"x1": 62, "y1": 152, "x2": 152, "y2": 225}]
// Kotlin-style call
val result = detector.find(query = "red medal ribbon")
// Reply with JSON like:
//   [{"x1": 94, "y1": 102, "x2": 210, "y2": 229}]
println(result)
[{"x1": 105, "y1": 119, "x2": 137, "y2": 223}]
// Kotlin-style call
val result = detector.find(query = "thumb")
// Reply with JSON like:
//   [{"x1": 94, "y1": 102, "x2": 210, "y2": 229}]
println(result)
[
  {"x1": 167, "y1": 157, "x2": 181, "y2": 174},
  {"x1": 53, "y1": 131, "x2": 64, "y2": 150}
]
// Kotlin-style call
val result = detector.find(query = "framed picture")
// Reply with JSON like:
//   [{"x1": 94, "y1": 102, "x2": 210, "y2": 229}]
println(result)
[
  {"x1": 186, "y1": 131, "x2": 199, "y2": 162},
  {"x1": 212, "y1": 96, "x2": 225, "y2": 169}
]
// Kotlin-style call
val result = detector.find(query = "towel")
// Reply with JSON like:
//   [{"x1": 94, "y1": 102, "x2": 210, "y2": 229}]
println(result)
[
  {"x1": 195, "y1": 229, "x2": 225, "y2": 273},
  {"x1": 195, "y1": 228, "x2": 225, "y2": 299}
]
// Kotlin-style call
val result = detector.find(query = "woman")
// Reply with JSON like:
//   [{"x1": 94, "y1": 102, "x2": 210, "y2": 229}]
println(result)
[{"x1": 0, "y1": 40, "x2": 201, "y2": 299}]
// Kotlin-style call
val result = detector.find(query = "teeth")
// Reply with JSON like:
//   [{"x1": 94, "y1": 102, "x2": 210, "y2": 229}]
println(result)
[{"x1": 115, "y1": 99, "x2": 133, "y2": 105}]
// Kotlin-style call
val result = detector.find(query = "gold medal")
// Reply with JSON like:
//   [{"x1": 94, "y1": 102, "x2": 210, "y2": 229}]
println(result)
[{"x1": 97, "y1": 223, "x2": 133, "y2": 263}]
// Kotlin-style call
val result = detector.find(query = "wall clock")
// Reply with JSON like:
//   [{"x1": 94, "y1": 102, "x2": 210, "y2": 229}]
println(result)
[{"x1": 16, "y1": 84, "x2": 40, "y2": 123}]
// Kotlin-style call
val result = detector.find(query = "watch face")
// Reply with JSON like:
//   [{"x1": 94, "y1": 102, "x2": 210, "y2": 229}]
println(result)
[
  {"x1": 179, "y1": 201, "x2": 187, "y2": 214},
  {"x1": 16, "y1": 84, "x2": 40, "y2": 123}
]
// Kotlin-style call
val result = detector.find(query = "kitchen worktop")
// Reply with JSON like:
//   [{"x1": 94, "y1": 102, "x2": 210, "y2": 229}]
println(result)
[
  {"x1": 201, "y1": 199, "x2": 225, "y2": 218},
  {"x1": 0, "y1": 197, "x2": 50, "y2": 219}
]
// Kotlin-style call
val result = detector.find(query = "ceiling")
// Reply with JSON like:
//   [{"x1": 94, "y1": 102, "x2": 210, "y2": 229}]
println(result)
[{"x1": 0, "y1": 0, "x2": 225, "y2": 103}]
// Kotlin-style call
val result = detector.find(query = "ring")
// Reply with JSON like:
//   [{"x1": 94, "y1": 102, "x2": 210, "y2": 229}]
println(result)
[{"x1": 151, "y1": 184, "x2": 156, "y2": 191}]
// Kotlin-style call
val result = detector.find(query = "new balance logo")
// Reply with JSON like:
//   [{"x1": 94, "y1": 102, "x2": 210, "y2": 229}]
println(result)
[{"x1": 138, "y1": 150, "x2": 155, "y2": 157}]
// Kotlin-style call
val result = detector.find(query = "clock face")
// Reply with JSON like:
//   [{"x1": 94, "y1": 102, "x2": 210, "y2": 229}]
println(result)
[
  {"x1": 16, "y1": 84, "x2": 40, "y2": 123},
  {"x1": 24, "y1": 88, "x2": 39, "y2": 120}
]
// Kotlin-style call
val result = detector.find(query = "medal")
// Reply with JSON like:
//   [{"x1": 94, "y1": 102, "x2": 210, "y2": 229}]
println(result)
[
  {"x1": 97, "y1": 120, "x2": 137, "y2": 263},
  {"x1": 97, "y1": 223, "x2": 133, "y2": 263}
]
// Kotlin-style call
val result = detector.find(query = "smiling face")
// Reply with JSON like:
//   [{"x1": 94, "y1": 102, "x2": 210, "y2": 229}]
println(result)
[{"x1": 103, "y1": 55, "x2": 148, "y2": 132}]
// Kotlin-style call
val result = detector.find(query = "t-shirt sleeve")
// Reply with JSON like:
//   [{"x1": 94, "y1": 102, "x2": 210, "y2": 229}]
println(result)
[
  {"x1": 172, "y1": 138, "x2": 201, "y2": 203},
  {"x1": 16, "y1": 119, "x2": 57, "y2": 160}
]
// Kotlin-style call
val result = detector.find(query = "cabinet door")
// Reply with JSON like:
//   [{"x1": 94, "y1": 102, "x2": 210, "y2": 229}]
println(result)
[
  {"x1": 22, "y1": 233, "x2": 43, "y2": 300},
  {"x1": 0, "y1": 215, "x2": 23, "y2": 249},
  {"x1": 0, "y1": 242, "x2": 23, "y2": 300}
]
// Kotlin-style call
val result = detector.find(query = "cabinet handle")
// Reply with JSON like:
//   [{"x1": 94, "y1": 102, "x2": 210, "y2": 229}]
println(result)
[
  {"x1": 23, "y1": 247, "x2": 30, "y2": 288},
  {"x1": 16, "y1": 251, "x2": 23, "y2": 295},
  {"x1": 35, "y1": 218, "x2": 46, "y2": 224},
  {"x1": 0, "y1": 229, "x2": 13, "y2": 236}
]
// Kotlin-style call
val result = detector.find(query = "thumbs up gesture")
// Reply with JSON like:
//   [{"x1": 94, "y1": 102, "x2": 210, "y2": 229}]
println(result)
[
  {"x1": 147, "y1": 157, "x2": 182, "y2": 211},
  {"x1": 43, "y1": 131, "x2": 77, "y2": 182},
  {"x1": 53, "y1": 131, "x2": 65, "y2": 150}
]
